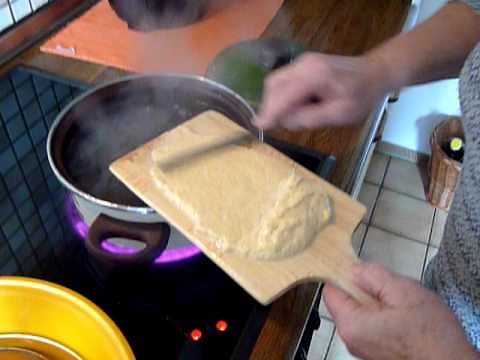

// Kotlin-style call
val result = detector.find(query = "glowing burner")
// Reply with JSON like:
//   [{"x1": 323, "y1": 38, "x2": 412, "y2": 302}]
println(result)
[
  {"x1": 65, "y1": 194, "x2": 201, "y2": 264},
  {"x1": 74, "y1": 221, "x2": 88, "y2": 239},
  {"x1": 155, "y1": 246, "x2": 201, "y2": 264}
]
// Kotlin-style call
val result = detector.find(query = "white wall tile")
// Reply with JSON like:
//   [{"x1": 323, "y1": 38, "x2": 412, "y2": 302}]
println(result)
[
  {"x1": 0, "y1": 4, "x2": 14, "y2": 32},
  {"x1": 372, "y1": 189, "x2": 434, "y2": 243},
  {"x1": 31, "y1": 0, "x2": 48, "y2": 11},
  {"x1": 365, "y1": 152, "x2": 389, "y2": 185},
  {"x1": 358, "y1": 183, "x2": 380, "y2": 224},
  {"x1": 361, "y1": 227, "x2": 427, "y2": 280},
  {"x1": 308, "y1": 319, "x2": 335, "y2": 360},
  {"x1": 11, "y1": 0, "x2": 32, "y2": 22},
  {"x1": 326, "y1": 331, "x2": 360, "y2": 360},
  {"x1": 430, "y1": 209, "x2": 447, "y2": 247}
]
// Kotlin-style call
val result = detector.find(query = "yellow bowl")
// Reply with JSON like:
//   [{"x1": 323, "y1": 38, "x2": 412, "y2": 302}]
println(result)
[{"x1": 0, "y1": 277, "x2": 134, "y2": 360}]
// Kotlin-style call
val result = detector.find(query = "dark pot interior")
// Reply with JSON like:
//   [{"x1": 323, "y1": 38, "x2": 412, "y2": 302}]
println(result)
[
  {"x1": 108, "y1": 0, "x2": 209, "y2": 31},
  {"x1": 49, "y1": 75, "x2": 256, "y2": 208}
]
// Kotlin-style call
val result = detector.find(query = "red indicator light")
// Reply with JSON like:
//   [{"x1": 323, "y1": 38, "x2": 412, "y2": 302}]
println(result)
[
  {"x1": 215, "y1": 320, "x2": 228, "y2": 332},
  {"x1": 190, "y1": 329, "x2": 202, "y2": 341}
]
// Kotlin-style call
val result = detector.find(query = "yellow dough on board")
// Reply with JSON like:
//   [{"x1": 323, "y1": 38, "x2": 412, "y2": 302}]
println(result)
[{"x1": 150, "y1": 113, "x2": 331, "y2": 260}]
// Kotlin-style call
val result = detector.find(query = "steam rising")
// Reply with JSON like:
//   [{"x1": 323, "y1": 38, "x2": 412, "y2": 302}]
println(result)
[
  {"x1": 64, "y1": 79, "x2": 193, "y2": 207},
  {"x1": 61, "y1": 76, "x2": 253, "y2": 207}
]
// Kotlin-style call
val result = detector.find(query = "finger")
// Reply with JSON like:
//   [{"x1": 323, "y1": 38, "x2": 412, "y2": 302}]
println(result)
[
  {"x1": 255, "y1": 67, "x2": 297, "y2": 128},
  {"x1": 282, "y1": 118, "x2": 307, "y2": 131},
  {"x1": 256, "y1": 70, "x2": 318, "y2": 129},
  {"x1": 323, "y1": 283, "x2": 361, "y2": 323},
  {"x1": 257, "y1": 81, "x2": 314, "y2": 129},
  {"x1": 354, "y1": 263, "x2": 415, "y2": 306},
  {"x1": 352, "y1": 263, "x2": 392, "y2": 299},
  {"x1": 279, "y1": 102, "x2": 343, "y2": 129}
]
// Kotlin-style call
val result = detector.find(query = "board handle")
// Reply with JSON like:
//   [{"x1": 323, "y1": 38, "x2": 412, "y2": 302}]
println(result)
[
  {"x1": 327, "y1": 258, "x2": 377, "y2": 306},
  {"x1": 321, "y1": 230, "x2": 377, "y2": 306}
]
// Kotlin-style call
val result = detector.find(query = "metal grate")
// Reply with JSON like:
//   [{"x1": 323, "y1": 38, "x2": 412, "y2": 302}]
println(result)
[
  {"x1": 0, "y1": 66, "x2": 87, "y2": 278},
  {"x1": 0, "y1": 0, "x2": 54, "y2": 33}
]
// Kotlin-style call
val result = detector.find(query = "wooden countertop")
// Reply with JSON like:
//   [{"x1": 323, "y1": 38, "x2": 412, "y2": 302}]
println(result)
[{"x1": 0, "y1": 0, "x2": 410, "y2": 358}]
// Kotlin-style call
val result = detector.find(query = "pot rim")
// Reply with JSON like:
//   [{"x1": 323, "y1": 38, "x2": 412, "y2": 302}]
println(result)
[
  {"x1": 47, "y1": 73, "x2": 259, "y2": 215},
  {"x1": 0, "y1": 333, "x2": 82, "y2": 360}
]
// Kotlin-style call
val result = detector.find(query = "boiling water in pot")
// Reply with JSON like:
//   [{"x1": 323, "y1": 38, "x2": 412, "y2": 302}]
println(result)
[
  {"x1": 64, "y1": 103, "x2": 183, "y2": 207},
  {"x1": 60, "y1": 76, "x2": 255, "y2": 208}
]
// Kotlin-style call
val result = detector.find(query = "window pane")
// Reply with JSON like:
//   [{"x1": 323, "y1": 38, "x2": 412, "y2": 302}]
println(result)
[
  {"x1": 11, "y1": 0, "x2": 32, "y2": 22},
  {"x1": 30, "y1": 0, "x2": 48, "y2": 11},
  {"x1": 0, "y1": 3, "x2": 14, "y2": 32}
]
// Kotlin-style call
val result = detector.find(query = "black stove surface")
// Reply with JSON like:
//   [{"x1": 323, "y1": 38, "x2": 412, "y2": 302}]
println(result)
[{"x1": 0, "y1": 66, "x2": 335, "y2": 359}]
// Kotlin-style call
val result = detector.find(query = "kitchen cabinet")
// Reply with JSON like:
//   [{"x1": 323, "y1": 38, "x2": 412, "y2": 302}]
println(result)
[{"x1": 351, "y1": 110, "x2": 389, "y2": 200}]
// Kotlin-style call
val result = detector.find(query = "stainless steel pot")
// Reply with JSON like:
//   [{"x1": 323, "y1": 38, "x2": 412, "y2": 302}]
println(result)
[{"x1": 47, "y1": 74, "x2": 259, "y2": 265}]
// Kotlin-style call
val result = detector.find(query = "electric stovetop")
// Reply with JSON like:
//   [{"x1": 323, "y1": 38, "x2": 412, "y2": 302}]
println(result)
[{"x1": 0, "y1": 66, "x2": 335, "y2": 359}]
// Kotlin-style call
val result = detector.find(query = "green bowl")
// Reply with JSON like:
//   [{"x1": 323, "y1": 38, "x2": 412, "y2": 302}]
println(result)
[{"x1": 206, "y1": 38, "x2": 305, "y2": 111}]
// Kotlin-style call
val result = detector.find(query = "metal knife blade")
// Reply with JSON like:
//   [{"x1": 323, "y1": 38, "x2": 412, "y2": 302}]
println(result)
[{"x1": 159, "y1": 132, "x2": 255, "y2": 171}]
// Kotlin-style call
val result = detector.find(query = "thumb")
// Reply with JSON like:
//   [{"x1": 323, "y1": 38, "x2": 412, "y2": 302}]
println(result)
[
  {"x1": 256, "y1": 70, "x2": 319, "y2": 130},
  {"x1": 256, "y1": 80, "x2": 313, "y2": 130},
  {"x1": 323, "y1": 283, "x2": 361, "y2": 323},
  {"x1": 354, "y1": 263, "x2": 407, "y2": 306}
]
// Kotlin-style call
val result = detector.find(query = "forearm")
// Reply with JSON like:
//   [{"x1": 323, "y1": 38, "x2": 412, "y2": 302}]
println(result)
[{"x1": 366, "y1": 2, "x2": 480, "y2": 91}]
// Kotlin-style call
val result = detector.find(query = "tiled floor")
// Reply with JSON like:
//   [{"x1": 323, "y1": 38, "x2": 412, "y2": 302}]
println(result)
[{"x1": 309, "y1": 151, "x2": 446, "y2": 360}]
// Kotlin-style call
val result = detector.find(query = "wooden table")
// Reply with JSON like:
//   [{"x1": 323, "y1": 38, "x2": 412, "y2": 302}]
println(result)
[{"x1": 0, "y1": 0, "x2": 410, "y2": 358}]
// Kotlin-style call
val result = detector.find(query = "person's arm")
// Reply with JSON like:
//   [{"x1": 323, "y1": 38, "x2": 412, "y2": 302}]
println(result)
[
  {"x1": 256, "y1": 2, "x2": 480, "y2": 130},
  {"x1": 368, "y1": 1, "x2": 480, "y2": 89}
]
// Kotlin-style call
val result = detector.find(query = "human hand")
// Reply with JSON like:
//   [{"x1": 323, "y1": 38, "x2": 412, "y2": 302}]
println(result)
[
  {"x1": 323, "y1": 263, "x2": 479, "y2": 360},
  {"x1": 256, "y1": 53, "x2": 390, "y2": 130}
]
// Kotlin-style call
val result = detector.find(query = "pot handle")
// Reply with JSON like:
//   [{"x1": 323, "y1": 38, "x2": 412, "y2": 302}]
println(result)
[{"x1": 85, "y1": 214, "x2": 170, "y2": 266}]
